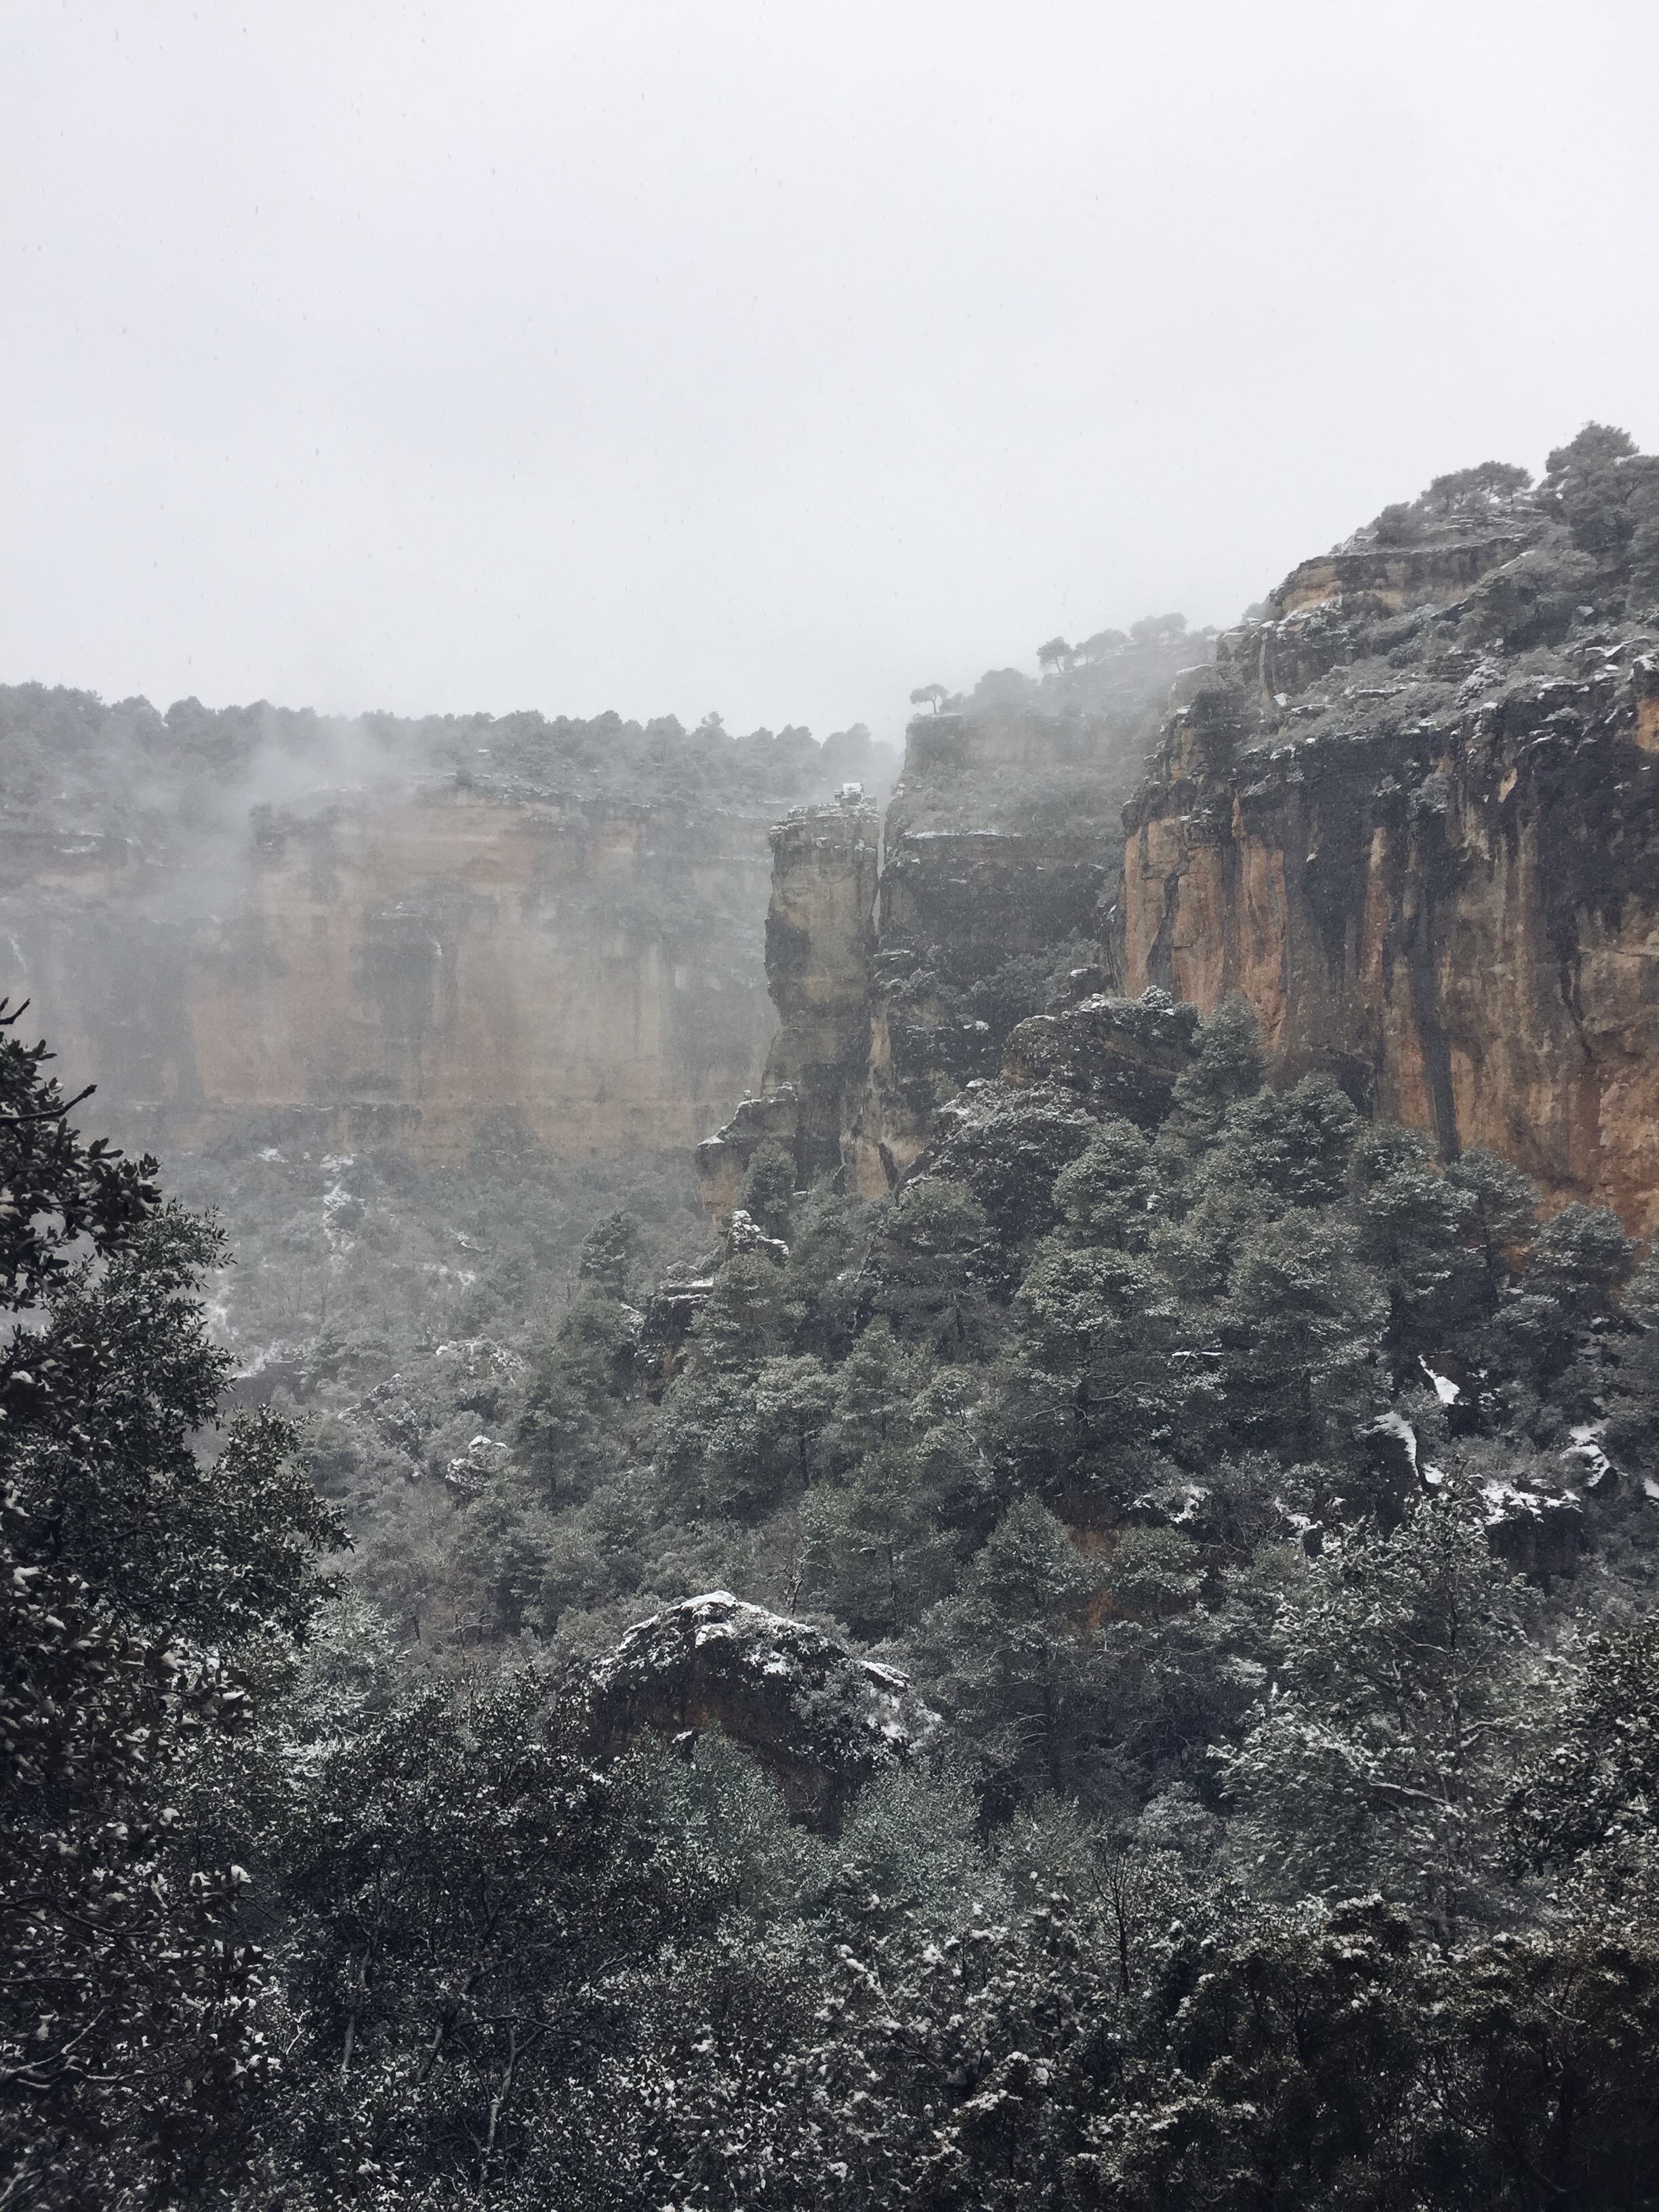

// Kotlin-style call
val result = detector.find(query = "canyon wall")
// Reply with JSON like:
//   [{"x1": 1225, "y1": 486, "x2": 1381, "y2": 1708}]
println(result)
[
  {"x1": 696, "y1": 626, "x2": 1206, "y2": 1208},
  {"x1": 1, "y1": 686, "x2": 903, "y2": 1166},
  {"x1": 5, "y1": 787, "x2": 779, "y2": 1160},
  {"x1": 1117, "y1": 477, "x2": 1659, "y2": 1235},
  {"x1": 703, "y1": 435, "x2": 1659, "y2": 1237}
]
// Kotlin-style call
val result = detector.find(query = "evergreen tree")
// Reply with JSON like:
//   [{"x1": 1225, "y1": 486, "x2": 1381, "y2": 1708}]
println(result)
[
  {"x1": 0, "y1": 1012, "x2": 340, "y2": 2209},
  {"x1": 1221, "y1": 1495, "x2": 1538, "y2": 1936},
  {"x1": 916, "y1": 1498, "x2": 1105, "y2": 1800},
  {"x1": 1221, "y1": 1210, "x2": 1386, "y2": 1444},
  {"x1": 1050, "y1": 1115, "x2": 1159, "y2": 1249},
  {"x1": 739, "y1": 1139, "x2": 798, "y2": 1242},
  {"x1": 1155, "y1": 993, "x2": 1266, "y2": 1166},
  {"x1": 866, "y1": 1176, "x2": 996, "y2": 1357},
  {"x1": 1351, "y1": 1120, "x2": 1483, "y2": 1357},
  {"x1": 1443, "y1": 1142, "x2": 1537, "y2": 1296}
]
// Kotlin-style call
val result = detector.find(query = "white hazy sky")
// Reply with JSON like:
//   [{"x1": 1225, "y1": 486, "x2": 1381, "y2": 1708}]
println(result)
[{"x1": 4, "y1": 2, "x2": 1658, "y2": 745}]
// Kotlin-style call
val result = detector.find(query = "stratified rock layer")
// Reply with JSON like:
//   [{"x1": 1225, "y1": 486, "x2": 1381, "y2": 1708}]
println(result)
[
  {"x1": 1117, "y1": 485, "x2": 1659, "y2": 1233},
  {"x1": 703, "y1": 439, "x2": 1659, "y2": 1235},
  {"x1": 693, "y1": 626, "x2": 1210, "y2": 1212},
  {"x1": 6, "y1": 788, "x2": 778, "y2": 1162}
]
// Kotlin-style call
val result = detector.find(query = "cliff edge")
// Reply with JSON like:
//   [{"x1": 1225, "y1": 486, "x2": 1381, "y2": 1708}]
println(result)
[
  {"x1": 1118, "y1": 428, "x2": 1659, "y2": 1233},
  {"x1": 706, "y1": 428, "x2": 1659, "y2": 1238}
]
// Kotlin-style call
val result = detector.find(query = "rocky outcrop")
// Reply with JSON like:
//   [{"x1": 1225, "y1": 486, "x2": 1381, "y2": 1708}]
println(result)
[
  {"x1": 634, "y1": 1276, "x2": 716, "y2": 1399},
  {"x1": 757, "y1": 796, "x2": 881, "y2": 1180},
  {"x1": 1115, "y1": 479, "x2": 1659, "y2": 1233},
  {"x1": 1481, "y1": 1483, "x2": 1586, "y2": 1580},
  {"x1": 694, "y1": 1088, "x2": 802, "y2": 1220},
  {"x1": 844, "y1": 833, "x2": 1109, "y2": 1193},
  {"x1": 694, "y1": 796, "x2": 878, "y2": 1208},
  {"x1": 1002, "y1": 988, "x2": 1200, "y2": 1126},
  {"x1": 693, "y1": 628, "x2": 1207, "y2": 1212},
  {"x1": 585, "y1": 1591, "x2": 931, "y2": 1832},
  {"x1": 709, "y1": 436, "x2": 1659, "y2": 1235}
]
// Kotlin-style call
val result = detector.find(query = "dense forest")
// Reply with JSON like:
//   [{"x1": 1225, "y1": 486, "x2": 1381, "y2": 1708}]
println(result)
[
  {"x1": 0, "y1": 686, "x2": 899, "y2": 851},
  {"x1": 8, "y1": 955, "x2": 1659, "y2": 2207},
  {"x1": 9, "y1": 432, "x2": 1659, "y2": 2207}
]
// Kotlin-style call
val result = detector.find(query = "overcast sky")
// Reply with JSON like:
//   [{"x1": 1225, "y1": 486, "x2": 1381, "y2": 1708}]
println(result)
[{"x1": 4, "y1": 2, "x2": 1657, "y2": 745}]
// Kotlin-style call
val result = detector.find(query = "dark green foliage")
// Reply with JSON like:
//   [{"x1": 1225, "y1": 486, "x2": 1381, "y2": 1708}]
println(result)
[
  {"x1": 517, "y1": 1284, "x2": 641, "y2": 1506},
  {"x1": 266, "y1": 1679, "x2": 722, "y2": 2202},
  {"x1": 16, "y1": 926, "x2": 1659, "y2": 2209},
  {"x1": 0, "y1": 1000, "x2": 159, "y2": 1317},
  {"x1": 1155, "y1": 991, "x2": 1266, "y2": 1163},
  {"x1": 739, "y1": 1139, "x2": 798, "y2": 1240},
  {"x1": 1372, "y1": 459, "x2": 1533, "y2": 544},
  {"x1": 1546, "y1": 422, "x2": 1643, "y2": 554},
  {"x1": 864, "y1": 1176, "x2": 997, "y2": 1355},
  {"x1": 1444, "y1": 1141, "x2": 1536, "y2": 1293},
  {"x1": 1, "y1": 1029, "x2": 341, "y2": 2209},
  {"x1": 1426, "y1": 458, "x2": 1533, "y2": 508},
  {"x1": 914, "y1": 1498, "x2": 1105, "y2": 1799},
  {"x1": 1052, "y1": 1115, "x2": 1158, "y2": 1246},
  {"x1": 576, "y1": 1206, "x2": 640, "y2": 1298},
  {"x1": 1204, "y1": 1071, "x2": 1359, "y2": 1209},
  {"x1": 928, "y1": 1084, "x2": 1096, "y2": 1254},
  {"x1": 1354, "y1": 1121, "x2": 1483, "y2": 1354},
  {"x1": 1220, "y1": 1496, "x2": 1537, "y2": 1934},
  {"x1": 0, "y1": 684, "x2": 900, "y2": 847},
  {"x1": 1016, "y1": 1240, "x2": 1199, "y2": 1456},
  {"x1": 1511, "y1": 1623, "x2": 1659, "y2": 1869},
  {"x1": 1529, "y1": 1199, "x2": 1635, "y2": 1319}
]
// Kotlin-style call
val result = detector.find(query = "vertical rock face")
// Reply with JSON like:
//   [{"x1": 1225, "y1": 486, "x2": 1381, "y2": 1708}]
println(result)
[
  {"x1": 760, "y1": 797, "x2": 882, "y2": 1179},
  {"x1": 7, "y1": 789, "x2": 779, "y2": 1160},
  {"x1": 1116, "y1": 447, "x2": 1659, "y2": 1235},
  {"x1": 695, "y1": 630, "x2": 1208, "y2": 1208},
  {"x1": 845, "y1": 832, "x2": 1108, "y2": 1193},
  {"x1": 0, "y1": 689, "x2": 898, "y2": 1166},
  {"x1": 712, "y1": 433, "x2": 1659, "y2": 1236}
]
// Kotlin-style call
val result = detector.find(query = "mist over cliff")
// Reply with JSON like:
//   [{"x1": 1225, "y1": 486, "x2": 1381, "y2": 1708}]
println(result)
[
  {"x1": 13, "y1": 434, "x2": 1659, "y2": 2211},
  {"x1": 0, "y1": 687, "x2": 897, "y2": 1162}
]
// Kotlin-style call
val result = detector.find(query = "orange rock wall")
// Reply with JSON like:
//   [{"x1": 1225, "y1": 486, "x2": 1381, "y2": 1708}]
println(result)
[
  {"x1": 1120, "y1": 657, "x2": 1659, "y2": 1237},
  {"x1": 6, "y1": 789, "x2": 777, "y2": 1161}
]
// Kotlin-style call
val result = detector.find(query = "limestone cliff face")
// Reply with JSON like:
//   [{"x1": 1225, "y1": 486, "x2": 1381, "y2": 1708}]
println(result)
[
  {"x1": 760, "y1": 800, "x2": 882, "y2": 1178},
  {"x1": 693, "y1": 796, "x2": 878, "y2": 1210},
  {"x1": 705, "y1": 435, "x2": 1659, "y2": 1235},
  {"x1": 695, "y1": 629, "x2": 1202, "y2": 1208},
  {"x1": 845, "y1": 832, "x2": 1107, "y2": 1193},
  {"x1": 1, "y1": 684, "x2": 901, "y2": 1166},
  {"x1": 5, "y1": 787, "x2": 777, "y2": 1162},
  {"x1": 695, "y1": 809, "x2": 1120, "y2": 1210},
  {"x1": 1117, "y1": 475, "x2": 1659, "y2": 1235}
]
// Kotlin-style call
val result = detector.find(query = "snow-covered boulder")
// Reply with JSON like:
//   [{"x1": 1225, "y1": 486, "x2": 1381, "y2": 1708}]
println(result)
[{"x1": 586, "y1": 1591, "x2": 933, "y2": 1832}]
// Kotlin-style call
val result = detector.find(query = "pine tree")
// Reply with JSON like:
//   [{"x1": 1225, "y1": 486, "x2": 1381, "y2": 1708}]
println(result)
[
  {"x1": 1220, "y1": 1494, "x2": 1538, "y2": 1936},
  {"x1": 916, "y1": 1498, "x2": 1105, "y2": 1800},
  {"x1": 0, "y1": 1008, "x2": 340, "y2": 2208}
]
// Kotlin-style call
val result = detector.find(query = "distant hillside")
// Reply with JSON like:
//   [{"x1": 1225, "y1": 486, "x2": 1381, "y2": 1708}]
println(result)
[{"x1": 0, "y1": 686, "x2": 897, "y2": 1164}]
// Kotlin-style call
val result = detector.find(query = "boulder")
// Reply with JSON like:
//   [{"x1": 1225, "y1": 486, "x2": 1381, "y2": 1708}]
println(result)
[
  {"x1": 1002, "y1": 987, "x2": 1200, "y2": 1127},
  {"x1": 586, "y1": 1591, "x2": 932, "y2": 1832}
]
